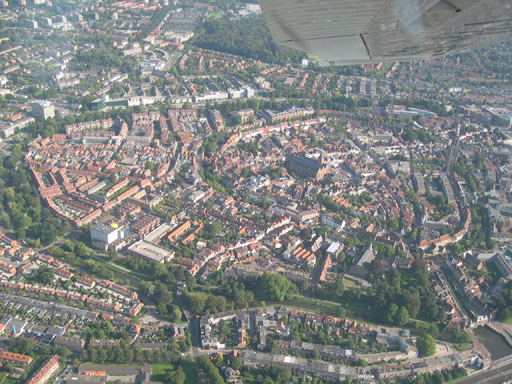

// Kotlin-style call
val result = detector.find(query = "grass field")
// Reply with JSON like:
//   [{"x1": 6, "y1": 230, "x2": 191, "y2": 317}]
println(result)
[
  {"x1": 150, "y1": 363, "x2": 197, "y2": 384},
  {"x1": 342, "y1": 278, "x2": 357, "y2": 289},
  {"x1": 503, "y1": 317, "x2": 512, "y2": 326},
  {"x1": 307, "y1": 53, "x2": 324, "y2": 60},
  {"x1": 455, "y1": 343, "x2": 472, "y2": 351},
  {"x1": 150, "y1": 365, "x2": 173, "y2": 382}
]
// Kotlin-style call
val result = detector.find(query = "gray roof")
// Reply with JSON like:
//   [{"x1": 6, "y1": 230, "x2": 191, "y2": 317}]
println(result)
[
  {"x1": 288, "y1": 155, "x2": 322, "y2": 173},
  {"x1": 46, "y1": 326, "x2": 66, "y2": 336},
  {"x1": 357, "y1": 246, "x2": 375, "y2": 268}
]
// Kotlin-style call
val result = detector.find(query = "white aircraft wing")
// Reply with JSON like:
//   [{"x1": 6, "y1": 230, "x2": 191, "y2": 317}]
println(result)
[{"x1": 257, "y1": 0, "x2": 512, "y2": 64}]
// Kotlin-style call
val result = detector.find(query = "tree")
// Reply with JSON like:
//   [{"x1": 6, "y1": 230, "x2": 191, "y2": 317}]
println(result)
[
  {"x1": 406, "y1": 189, "x2": 418, "y2": 202},
  {"x1": 453, "y1": 330, "x2": 472, "y2": 344},
  {"x1": 198, "y1": 355, "x2": 225, "y2": 384},
  {"x1": 241, "y1": 167, "x2": 250, "y2": 178},
  {"x1": 185, "y1": 274, "x2": 197, "y2": 290},
  {"x1": 205, "y1": 222, "x2": 222, "y2": 238},
  {"x1": 34, "y1": 265, "x2": 55, "y2": 285},
  {"x1": 218, "y1": 320, "x2": 230, "y2": 340},
  {"x1": 107, "y1": 249, "x2": 118, "y2": 261},
  {"x1": 299, "y1": 227, "x2": 312, "y2": 240},
  {"x1": 433, "y1": 372, "x2": 445, "y2": 384},
  {"x1": 54, "y1": 346, "x2": 71, "y2": 360},
  {"x1": 154, "y1": 263, "x2": 168, "y2": 278},
  {"x1": 384, "y1": 303, "x2": 398, "y2": 324},
  {"x1": 261, "y1": 272, "x2": 292, "y2": 301},
  {"x1": 427, "y1": 324, "x2": 440, "y2": 338},
  {"x1": 157, "y1": 303, "x2": 168, "y2": 316},
  {"x1": 326, "y1": 278, "x2": 344, "y2": 297},
  {"x1": 394, "y1": 306, "x2": 410, "y2": 326},
  {"x1": 165, "y1": 367, "x2": 185, "y2": 384},
  {"x1": 170, "y1": 305, "x2": 183, "y2": 323},
  {"x1": 205, "y1": 295, "x2": 226, "y2": 313},
  {"x1": 230, "y1": 356, "x2": 242, "y2": 371},
  {"x1": 9, "y1": 337, "x2": 37, "y2": 355},
  {"x1": 387, "y1": 218, "x2": 399, "y2": 231},
  {"x1": 336, "y1": 306, "x2": 347, "y2": 319},
  {"x1": 155, "y1": 284, "x2": 173, "y2": 305},
  {"x1": 416, "y1": 334, "x2": 437, "y2": 357},
  {"x1": 145, "y1": 161, "x2": 156, "y2": 171},
  {"x1": 108, "y1": 173, "x2": 118, "y2": 184},
  {"x1": 139, "y1": 281, "x2": 155, "y2": 297},
  {"x1": 358, "y1": 358, "x2": 368, "y2": 367}
]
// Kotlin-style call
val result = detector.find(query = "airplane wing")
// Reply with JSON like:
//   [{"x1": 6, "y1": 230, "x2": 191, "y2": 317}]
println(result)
[{"x1": 257, "y1": 0, "x2": 512, "y2": 64}]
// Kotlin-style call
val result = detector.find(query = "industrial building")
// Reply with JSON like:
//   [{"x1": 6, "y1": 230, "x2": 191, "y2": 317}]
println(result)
[{"x1": 128, "y1": 240, "x2": 175, "y2": 263}]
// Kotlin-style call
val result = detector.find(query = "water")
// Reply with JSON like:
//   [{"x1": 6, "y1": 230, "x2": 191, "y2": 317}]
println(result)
[
  {"x1": 473, "y1": 326, "x2": 512, "y2": 360},
  {"x1": 112, "y1": 269, "x2": 141, "y2": 288}
]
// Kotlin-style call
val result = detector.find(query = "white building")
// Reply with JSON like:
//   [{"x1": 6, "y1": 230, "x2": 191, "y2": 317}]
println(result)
[
  {"x1": 90, "y1": 223, "x2": 119, "y2": 245},
  {"x1": 31, "y1": 101, "x2": 55, "y2": 120}
]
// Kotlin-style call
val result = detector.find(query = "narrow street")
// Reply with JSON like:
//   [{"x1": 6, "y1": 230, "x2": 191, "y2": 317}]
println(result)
[{"x1": 176, "y1": 291, "x2": 201, "y2": 358}]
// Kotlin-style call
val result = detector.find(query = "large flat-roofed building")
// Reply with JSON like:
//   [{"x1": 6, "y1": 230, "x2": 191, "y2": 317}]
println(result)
[
  {"x1": 31, "y1": 101, "x2": 55, "y2": 120},
  {"x1": 90, "y1": 223, "x2": 119, "y2": 245},
  {"x1": 285, "y1": 155, "x2": 330, "y2": 180},
  {"x1": 440, "y1": 173, "x2": 455, "y2": 204},
  {"x1": 128, "y1": 240, "x2": 175, "y2": 263},
  {"x1": 52, "y1": 336, "x2": 85, "y2": 352},
  {"x1": 144, "y1": 223, "x2": 175, "y2": 243},
  {"x1": 260, "y1": 106, "x2": 314, "y2": 124},
  {"x1": 0, "y1": 117, "x2": 35, "y2": 138},
  {"x1": 414, "y1": 173, "x2": 426, "y2": 196},
  {"x1": 492, "y1": 253, "x2": 512, "y2": 279}
]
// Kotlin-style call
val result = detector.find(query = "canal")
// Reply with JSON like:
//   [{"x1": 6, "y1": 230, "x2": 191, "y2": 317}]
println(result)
[
  {"x1": 473, "y1": 326, "x2": 512, "y2": 360},
  {"x1": 112, "y1": 268, "x2": 141, "y2": 288}
]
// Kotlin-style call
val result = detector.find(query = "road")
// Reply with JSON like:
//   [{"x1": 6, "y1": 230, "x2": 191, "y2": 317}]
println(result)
[{"x1": 176, "y1": 291, "x2": 201, "y2": 358}]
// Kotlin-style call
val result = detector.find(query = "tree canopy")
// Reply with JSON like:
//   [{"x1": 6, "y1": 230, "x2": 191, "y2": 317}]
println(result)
[
  {"x1": 261, "y1": 272, "x2": 293, "y2": 301},
  {"x1": 416, "y1": 334, "x2": 437, "y2": 357},
  {"x1": 194, "y1": 16, "x2": 306, "y2": 65}
]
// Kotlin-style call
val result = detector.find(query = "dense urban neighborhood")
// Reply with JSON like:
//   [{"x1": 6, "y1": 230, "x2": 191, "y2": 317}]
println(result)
[{"x1": 2, "y1": 0, "x2": 512, "y2": 384}]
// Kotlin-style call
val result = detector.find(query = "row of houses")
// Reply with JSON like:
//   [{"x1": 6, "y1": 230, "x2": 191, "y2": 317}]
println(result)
[{"x1": 0, "y1": 280, "x2": 143, "y2": 317}]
